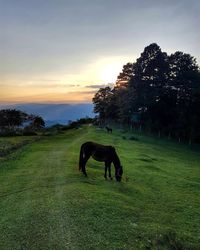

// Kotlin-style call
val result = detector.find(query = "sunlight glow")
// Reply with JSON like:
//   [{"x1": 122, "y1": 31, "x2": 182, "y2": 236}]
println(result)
[
  {"x1": 0, "y1": 56, "x2": 133, "y2": 104},
  {"x1": 99, "y1": 62, "x2": 123, "y2": 83}
]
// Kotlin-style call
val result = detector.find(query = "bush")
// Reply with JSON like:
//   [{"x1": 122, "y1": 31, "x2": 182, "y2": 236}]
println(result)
[
  {"x1": 129, "y1": 136, "x2": 139, "y2": 141},
  {"x1": 22, "y1": 126, "x2": 37, "y2": 136},
  {"x1": 0, "y1": 128, "x2": 21, "y2": 137},
  {"x1": 22, "y1": 130, "x2": 37, "y2": 136}
]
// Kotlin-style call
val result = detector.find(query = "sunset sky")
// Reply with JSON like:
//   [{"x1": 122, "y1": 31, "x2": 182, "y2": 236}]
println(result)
[{"x1": 0, "y1": 0, "x2": 199, "y2": 104}]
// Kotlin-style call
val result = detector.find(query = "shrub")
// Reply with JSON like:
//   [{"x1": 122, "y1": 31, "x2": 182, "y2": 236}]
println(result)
[{"x1": 129, "y1": 136, "x2": 139, "y2": 141}]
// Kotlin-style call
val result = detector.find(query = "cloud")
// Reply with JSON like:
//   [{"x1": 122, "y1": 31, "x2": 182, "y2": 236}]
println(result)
[
  {"x1": 0, "y1": 90, "x2": 96, "y2": 104},
  {"x1": 68, "y1": 84, "x2": 80, "y2": 87},
  {"x1": 0, "y1": 82, "x2": 79, "y2": 89},
  {"x1": 85, "y1": 83, "x2": 113, "y2": 89},
  {"x1": 31, "y1": 80, "x2": 60, "y2": 82}
]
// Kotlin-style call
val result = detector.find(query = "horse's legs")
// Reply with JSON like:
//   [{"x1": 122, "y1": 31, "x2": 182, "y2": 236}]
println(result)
[
  {"x1": 104, "y1": 162, "x2": 108, "y2": 179},
  {"x1": 82, "y1": 154, "x2": 90, "y2": 177},
  {"x1": 108, "y1": 164, "x2": 113, "y2": 180},
  {"x1": 105, "y1": 161, "x2": 112, "y2": 179},
  {"x1": 82, "y1": 159, "x2": 87, "y2": 177},
  {"x1": 104, "y1": 161, "x2": 111, "y2": 179}
]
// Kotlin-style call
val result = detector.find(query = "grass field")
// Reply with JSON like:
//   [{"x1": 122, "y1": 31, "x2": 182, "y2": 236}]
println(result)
[
  {"x1": 0, "y1": 135, "x2": 40, "y2": 158},
  {"x1": 0, "y1": 126, "x2": 200, "y2": 249}
]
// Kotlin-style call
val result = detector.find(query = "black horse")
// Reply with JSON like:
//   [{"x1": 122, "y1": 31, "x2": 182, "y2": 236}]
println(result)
[
  {"x1": 79, "y1": 141, "x2": 123, "y2": 181},
  {"x1": 105, "y1": 126, "x2": 112, "y2": 133}
]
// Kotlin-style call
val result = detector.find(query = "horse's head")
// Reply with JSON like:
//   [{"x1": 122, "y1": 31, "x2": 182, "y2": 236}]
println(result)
[{"x1": 115, "y1": 166, "x2": 123, "y2": 182}]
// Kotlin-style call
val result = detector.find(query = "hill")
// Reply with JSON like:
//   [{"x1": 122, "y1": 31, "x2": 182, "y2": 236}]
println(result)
[
  {"x1": 0, "y1": 103, "x2": 94, "y2": 126},
  {"x1": 0, "y1": 126, "x2": 200, "y2": 249}
]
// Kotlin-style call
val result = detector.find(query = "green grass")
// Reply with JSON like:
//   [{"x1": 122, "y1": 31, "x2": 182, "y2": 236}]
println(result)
[
  {"x1": 0, "y1": 126, "x2": 200, "y2": 249},
  {"x1": 0, "y1": 135, "x2": 40, "y2": 158}
]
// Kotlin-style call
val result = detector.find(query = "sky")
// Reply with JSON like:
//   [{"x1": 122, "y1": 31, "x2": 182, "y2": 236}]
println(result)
[{"x1": 0, "y1": 0, "x2": 199, "y2": 104}]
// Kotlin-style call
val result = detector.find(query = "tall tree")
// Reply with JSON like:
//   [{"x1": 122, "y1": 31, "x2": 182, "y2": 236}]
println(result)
[
  {"x1": 132, "y1": 43, "x2": 169, "y2": 85},
  {"x1": 116, "y1": 62, "x2": 134, "y2": 88},
  {"x1": 92, "y1": 87, "x2": 113, "y2": 122},
  {"x1": 168, "y1": 52, "x2": 200, "y2": 142},
  {"x1": 93, "y1": 43, "x2": 200, "y2": 142},
  {"x1": 127, "y1": 43, "x2": 169, "y2": 128}
]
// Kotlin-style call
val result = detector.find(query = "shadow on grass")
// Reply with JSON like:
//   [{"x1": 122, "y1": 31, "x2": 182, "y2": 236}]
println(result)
[
  {"x1": 138, "y1": 154, "x2": 158, "y2": 161},
  {"x1": 149, "y1": 230, "x2": 193, "y2": 250},
  {"x1": 139, "y1": 164, "x2": 164, "y2": 172},
  {"x1": 138, "y1": 158, "x2": 154, "y2": 163}
]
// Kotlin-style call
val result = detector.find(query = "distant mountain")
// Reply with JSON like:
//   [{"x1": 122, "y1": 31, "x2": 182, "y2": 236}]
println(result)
[{"x1": 0, "y1": 103, "x2": 95, "y2": 126}]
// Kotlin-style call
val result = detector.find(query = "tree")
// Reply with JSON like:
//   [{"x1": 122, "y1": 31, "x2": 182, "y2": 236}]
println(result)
[
  {"x1": 132, "y1": 43, "x2": 169, "y2": 85},
  {"x1": 92, "y1": 87, "x2": 113, "y2": 122},
  {"x1": 0, "y1": 109, "x2": 27, "y2": 130},
  {"x1": 31, "y1": 116, "x2": 45, "y2": 129},
  {"x1": 126, "y1": 43, "x2": 169, "y2": 130},
  {"x1": 92, "y1": 43, "x2": 200, "y2": 143},
  {"x1": 168, "y1": 52, "x2": 200, "y2": 142},
  {"x1": 116, "y1": 62, "x2": 134, "y2": 88}
]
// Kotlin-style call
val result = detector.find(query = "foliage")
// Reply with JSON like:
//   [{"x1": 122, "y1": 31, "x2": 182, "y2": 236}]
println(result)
[
  {"x1": 31, "y1": 116, "x2": 45, "y2": 129},
  {"x1": 0, "y1": 109, "x2": 28, "y2": 130},
  {"x1": 42, "y1": 117, "x2": 95, "y2": 136},
  {"x1": 116, "y1": 62, "x2": 134, "y2": 88},
  {"x1": 92, "y1": 87, "x2": 114, "y2": 122},
  {"x1": 67, "y1": 117, "x2": 94, "y2": 129},
  {"x1": 0, "y1": 109, "x2": 46, "y2": 136},
  {"x1": 93, "y1": 43, "x2": 200, "y2": 143}
]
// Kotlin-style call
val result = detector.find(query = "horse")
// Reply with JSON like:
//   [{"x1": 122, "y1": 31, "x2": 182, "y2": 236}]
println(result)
[
  {"x1": 79, "y1": 141, "x2": 123, "y2": 182},
  {"x1": 105, "y1": 126, "x2": 112, "y2": 133}
]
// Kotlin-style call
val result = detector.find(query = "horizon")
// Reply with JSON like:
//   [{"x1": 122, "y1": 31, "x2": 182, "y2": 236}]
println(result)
[
  {"x1": 0, "y1": 102, "x2": 95, "y2": 126},
  {"x1": 1, "y1": 0, "x2": 200, "y2": 104},
  {"x1": 0, "y1": 100, "x2": 93, "y2": 106}
]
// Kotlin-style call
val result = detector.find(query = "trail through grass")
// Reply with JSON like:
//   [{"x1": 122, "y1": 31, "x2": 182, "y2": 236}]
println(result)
[{"x1": 0, "y1": 126, "x2": 200, "y2": 249}]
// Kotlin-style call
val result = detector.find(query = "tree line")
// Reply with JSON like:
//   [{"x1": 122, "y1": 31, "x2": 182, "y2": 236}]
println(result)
[
  {"x1": 93, "y1": 43, "x2": 200, "y2": 143},
  {"x1": 0, "y1": 109, "x2": 94, "y2": 136},
  {"x1": 0, "y1": 109, "x2": 45, "y2": 135}
]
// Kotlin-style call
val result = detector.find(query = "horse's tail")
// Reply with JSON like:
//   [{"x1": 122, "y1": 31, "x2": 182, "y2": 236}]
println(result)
[{"x1": 79, "y1": 145, "x2": 84, "y2": 171}]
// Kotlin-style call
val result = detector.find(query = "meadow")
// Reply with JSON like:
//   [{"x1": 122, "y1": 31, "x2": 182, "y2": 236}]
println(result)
[
  {"x1": 0, "y1": 126, "x2": 200, "y2": 249},
  {"x1": 0, "y1": 136, "x2": 41, "y2": 158}
]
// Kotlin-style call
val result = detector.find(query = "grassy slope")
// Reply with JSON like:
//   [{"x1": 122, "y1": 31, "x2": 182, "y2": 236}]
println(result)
[
  {"x1": 0, "y1": 136, "x2": 40, "y2": 157},
  {"x1": 0, "y1": 126, "x2": 200, "y2": 250}
]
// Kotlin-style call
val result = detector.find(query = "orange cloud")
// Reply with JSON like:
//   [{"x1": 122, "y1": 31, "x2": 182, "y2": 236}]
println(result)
[{"x1": 0, "y1": 90, "x2": 96, "y2": 104}]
